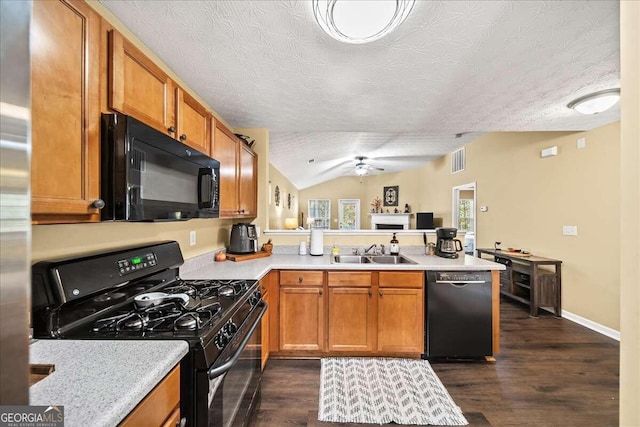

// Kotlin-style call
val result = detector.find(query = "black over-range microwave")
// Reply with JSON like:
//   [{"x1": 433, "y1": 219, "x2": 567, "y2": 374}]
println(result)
[{"x1": 101, "y1": 113, "x2": 220, "y2": 221}]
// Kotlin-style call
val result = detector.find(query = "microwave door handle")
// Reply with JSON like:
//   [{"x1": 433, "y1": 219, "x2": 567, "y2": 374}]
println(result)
[
  {"x1": 198, "y1": 167, "x2": 213, "y2": 209},
  {"x1": 208, "y1": 302, "x2": 267, "y2": 379}
]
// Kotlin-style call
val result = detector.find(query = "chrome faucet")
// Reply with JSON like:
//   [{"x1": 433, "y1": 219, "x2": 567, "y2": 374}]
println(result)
[{"x1": 365, "y1": 244, "x2": 377, "y2": 254}]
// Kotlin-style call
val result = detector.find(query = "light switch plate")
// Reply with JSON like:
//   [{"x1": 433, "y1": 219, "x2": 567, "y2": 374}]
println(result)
[
  {"x1": 562, "y1": 226, "x2": 578, "y2": 236},
  {"x1": 190, "y1": 230, "x2": 196, "y2": 245}
]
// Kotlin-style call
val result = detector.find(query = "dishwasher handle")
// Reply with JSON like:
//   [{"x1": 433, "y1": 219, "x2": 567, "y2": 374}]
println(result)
[{"x1": 434, "y1": 280, "x2": 488, "y2": 284}]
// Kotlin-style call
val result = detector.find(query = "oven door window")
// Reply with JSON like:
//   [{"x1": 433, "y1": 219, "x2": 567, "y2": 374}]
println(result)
[
  {"x1": 129, "y1": 138, "x2": 205, "y2": 220},
  {"x1": 208, "y1": 319, "x2": 261, "y2": 427}
]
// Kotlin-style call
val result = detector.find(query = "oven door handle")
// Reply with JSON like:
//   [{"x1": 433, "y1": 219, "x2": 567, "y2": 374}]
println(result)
[{"x1": 208, "y1": 302, "x2": 267, "y2": 379}]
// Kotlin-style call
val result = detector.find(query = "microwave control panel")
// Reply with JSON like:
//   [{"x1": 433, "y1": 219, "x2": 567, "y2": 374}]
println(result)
[{"x1": 116, "y1": 252, "x2": 157, "y2": 275}]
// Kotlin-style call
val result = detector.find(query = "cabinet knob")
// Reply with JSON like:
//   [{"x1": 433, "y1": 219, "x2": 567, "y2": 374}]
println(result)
[
  {"x1": 298, "y1": 277, "x2": 303, "y2": 283},
  {"x1": 379, "y1": 291, "x2": 383, "y2": 297},
  {"x1": 319, "y1": 290, "x2": 323, "y2": 296},
  {"x1": 91, "y1": 199, "x2": 105, "y2": 209},
  {"x1": 168, "y1": 126, "x2": 176, "y2": 133},
  {"x1": 180, "y1": 134, "x2": 187, "y2": 141},
  {"x1": 368, "y1": 291, "x2": 372, "y2": 297}
]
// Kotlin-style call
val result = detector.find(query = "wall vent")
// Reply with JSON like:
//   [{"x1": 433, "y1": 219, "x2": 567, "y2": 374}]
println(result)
[{"x1": 451, "y1": 147, "x2": 465, "y2": 174}]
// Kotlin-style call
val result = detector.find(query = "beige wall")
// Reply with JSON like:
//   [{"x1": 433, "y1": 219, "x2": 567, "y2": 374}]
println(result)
[
  {"x1": 424, "y1": 125, "x2": 621, "y2": 331},
  {"x1": 619, "y1": 1, "x2": 639, "y2": 424},
  {"x1": 268, "y1": 164, "x2": 300, "y2": 230}
]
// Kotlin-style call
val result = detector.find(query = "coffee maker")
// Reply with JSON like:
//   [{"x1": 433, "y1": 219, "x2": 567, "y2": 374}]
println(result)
[{"x1": 435, "y1": 227, "x2": 463, "y2": 258}]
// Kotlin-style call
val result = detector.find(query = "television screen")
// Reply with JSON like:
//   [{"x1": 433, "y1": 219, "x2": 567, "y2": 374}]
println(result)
[{"x1": 416, "y1": 212, "x2": 435, "y2": 229}]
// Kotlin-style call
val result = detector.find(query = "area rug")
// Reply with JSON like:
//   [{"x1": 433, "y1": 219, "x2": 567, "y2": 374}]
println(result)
[{"x1": 318, "y1": 357, "x2": 468, "y2": 426}]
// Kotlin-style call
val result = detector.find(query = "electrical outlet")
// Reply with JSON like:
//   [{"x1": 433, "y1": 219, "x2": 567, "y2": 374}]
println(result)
[
  {"x1": 577, "y1": 137, "x2": 586, "y2": 149},
  {"x1": 562, "y1": 226, "x2": 578, "y2": 236},
  {"x1": 190, "y1": 230, "x2": 196, "y2": 246}
]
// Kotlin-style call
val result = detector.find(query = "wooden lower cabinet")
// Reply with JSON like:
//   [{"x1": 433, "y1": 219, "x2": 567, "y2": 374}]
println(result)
[
  {"x1": 327, "y1": 287, "x2": 376, "y2": 352},
  {"x1": 377, "y1": 287, "x2": 423, "y2": 353},
  {"x1": 279, "y1": 286, "x2": 325, "y2": 351},
  {"x1": 273, "y1": 270, "x2": 424, "y2": 357},
  {"x1": 119, "y1": 365, "x2": 181, "y2": 427},
  {"x1": 260, "y1": 276, "x2": 270, "y2": 370}
]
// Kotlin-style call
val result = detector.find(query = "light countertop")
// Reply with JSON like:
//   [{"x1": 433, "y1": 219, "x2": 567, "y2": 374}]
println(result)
[
  {"x1": 30, "y1": 339, "x2": 189, "y2": 427},
  {"x1": 181, "y1": 252, "x2": 504, "y2": 281}
]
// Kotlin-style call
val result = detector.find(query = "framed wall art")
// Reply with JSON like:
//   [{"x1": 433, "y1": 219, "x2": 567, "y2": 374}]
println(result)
[{"x1": 383, "y1": 186, "x2": 399, "y2": 206}]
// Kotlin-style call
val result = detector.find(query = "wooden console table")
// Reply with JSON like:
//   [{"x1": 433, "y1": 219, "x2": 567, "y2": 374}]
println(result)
[{"x1": 477, "y1": 249, "x2": 562, "y2": 317}]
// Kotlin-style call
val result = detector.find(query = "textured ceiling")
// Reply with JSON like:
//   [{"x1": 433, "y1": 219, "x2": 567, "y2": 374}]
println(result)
[{"x1": 100, "y1": 0, "x2": 620, "y2": 189}]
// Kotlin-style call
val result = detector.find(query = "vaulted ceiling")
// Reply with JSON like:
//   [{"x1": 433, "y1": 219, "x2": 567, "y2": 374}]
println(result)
[{"x1": 101, "y1": 0, "x2": 620, "y2": 189}]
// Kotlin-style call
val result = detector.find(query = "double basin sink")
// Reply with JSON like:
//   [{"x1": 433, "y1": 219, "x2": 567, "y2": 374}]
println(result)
[{"x1": 333, "y1": 254, "x2": 417, "y2": 264}]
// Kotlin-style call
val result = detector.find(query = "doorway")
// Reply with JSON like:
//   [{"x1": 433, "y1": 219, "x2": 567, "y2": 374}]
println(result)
[{"x1": 452, "y1": 182, "x2": 476, "y2": 255}]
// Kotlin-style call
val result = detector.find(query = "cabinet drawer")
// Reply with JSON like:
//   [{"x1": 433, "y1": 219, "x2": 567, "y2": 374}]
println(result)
[
  {"x1": 328, "y1": 272, "x2": 372, "y2": 287},
  {"x1": 280, "y1": 271, "x2": 324, "y2": 286},
  {"x1": 379, "y1": 271, "x2": 423, "y2": 288}
]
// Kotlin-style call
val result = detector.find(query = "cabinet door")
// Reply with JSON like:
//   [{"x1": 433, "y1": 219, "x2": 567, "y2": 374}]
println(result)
[
  {"x1": 279, "y1": 287, "x2": 324, "y2": 351},
  {"x1": 212, "y1": 122, "x2": 239, "y2": 217},
  {"x1": 238, "y1": 143, "x2": 257, "y2": 217},
  {"x1": 377, "y1": 288, "x2": 424, "y2": 353},
  {"x1": 328, "y1": 287, "x2": 375, "y2": 352},
  {"x1": 176, "y1": 87, "x2": 211, "y2": 155},
  {"x1": 31, "y1": 0, "x2": 101, "y2": 223},
  {"x1": 108, "y1": 30, "x2": 175, "y2": 136},
  {"x1": 119, "y1": 365, "x2": 180, "y2": 427},
  {"x1": 261, "y1": 287, "x2": 270, "y2": 370}
]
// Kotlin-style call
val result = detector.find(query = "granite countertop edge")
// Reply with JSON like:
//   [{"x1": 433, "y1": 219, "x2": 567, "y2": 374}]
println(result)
[
  {"x1": 30, "y1": 339, "x2": 189, "y2": 427},
  {"x1": 181, "y1": 251, "x2": 505, "y2": 280}
]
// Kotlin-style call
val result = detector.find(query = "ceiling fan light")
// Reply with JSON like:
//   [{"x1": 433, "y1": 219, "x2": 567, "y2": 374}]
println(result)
[
  {"x1": 312, "y1": 0, "x2": 415, "y2": 44},
  {"x1": 567, "y1": 88, "x2": 620, "y2": 115},
  {"x1": 355, "y1": 165, "x2": 368, "y2": 176}
]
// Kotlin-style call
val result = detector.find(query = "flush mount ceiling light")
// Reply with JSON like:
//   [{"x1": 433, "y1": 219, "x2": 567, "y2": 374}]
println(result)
[
  {"x1": 567, "y1": 88, "x2": 621, "y2": 115},
  {"x1": 312, "y1": 0, "x2": 415, "y2": 44}
]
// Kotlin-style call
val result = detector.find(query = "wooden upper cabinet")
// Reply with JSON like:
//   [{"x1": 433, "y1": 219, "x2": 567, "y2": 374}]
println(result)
[
  {"x1": 31, "y1": 0, "x2": 102, "y2": 223},
  {"x1": 212, "y1": 120, "x2": 258, "y2": 218},
  {"x1": 213, "y1": 122, "x2": 239, "y2": 217},
  {"x1": 176, "y1": 88, "x2": 211, "y2": 155},
  {"x1": 238, "y1": 143, "x2": 257, "y2": 217},
  {"x1": 108, "y1": 29, "x2": 175, "y2": 136}
]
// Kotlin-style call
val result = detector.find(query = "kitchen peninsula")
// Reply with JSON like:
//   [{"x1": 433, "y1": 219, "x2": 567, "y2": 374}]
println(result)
[{"x1": 181, "y1": 251, "x2": 504, "y2": 359}]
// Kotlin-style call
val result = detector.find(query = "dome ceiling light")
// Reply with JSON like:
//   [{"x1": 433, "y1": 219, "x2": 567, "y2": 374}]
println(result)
[
  {"x1": 567, "y1": 88, "x2": 620, "y2": 115},
  {"x1": 312, "y1": 0, "x2": 415, "y2": 44}
]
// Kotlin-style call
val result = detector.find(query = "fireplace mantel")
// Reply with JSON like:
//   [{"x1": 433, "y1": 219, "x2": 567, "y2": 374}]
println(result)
[{"x1": 369, "y1": 213, "x2": 412, "y2": 230}]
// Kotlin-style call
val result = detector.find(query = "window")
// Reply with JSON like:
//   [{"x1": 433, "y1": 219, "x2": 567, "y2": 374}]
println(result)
[
  {"x1": 308, "y1": 199, "x2": 331, "y2": 229},
  {"x1": 338, "y1": 199, "x2": 360, "y2": 230},
  {"x1": 457, "y1": 199, "x2": 474, "y2": 232}
]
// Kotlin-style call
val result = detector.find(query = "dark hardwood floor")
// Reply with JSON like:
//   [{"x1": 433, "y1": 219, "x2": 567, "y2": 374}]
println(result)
[{"x1": 251, "y1": 300, "x2": 619, "y2": 427}]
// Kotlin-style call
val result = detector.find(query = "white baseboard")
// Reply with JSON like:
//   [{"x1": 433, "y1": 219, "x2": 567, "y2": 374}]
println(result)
[{"x1": 562, "y1": 310, "x2": 621, "y2": 341}]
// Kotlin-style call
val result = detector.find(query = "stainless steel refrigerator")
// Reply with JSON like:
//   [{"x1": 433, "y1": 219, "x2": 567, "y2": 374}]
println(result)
[{"x1": 0, "y1": 0, "x2": 31, "y2": 405}]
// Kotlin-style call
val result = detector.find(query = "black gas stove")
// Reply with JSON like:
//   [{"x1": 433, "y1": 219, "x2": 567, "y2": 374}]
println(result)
[{"x1": 31, "y1": 241, "x2": 265, "y2": 427}]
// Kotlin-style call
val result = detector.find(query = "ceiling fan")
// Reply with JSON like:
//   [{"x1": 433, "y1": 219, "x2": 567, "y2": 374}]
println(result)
[{"x1": 354, "y1": 156, "x2": 384, "y2": 176}]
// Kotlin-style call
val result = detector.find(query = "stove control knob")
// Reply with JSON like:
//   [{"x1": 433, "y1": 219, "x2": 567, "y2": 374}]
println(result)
[
  {"x1": 214, "y1": 333, "x2": 229, "y2": 349},
  {"x1": 248, "y1": 290, "x2": 262, "y2": 306},
  {"x1": 223, "y1": 321, "x2": 237, "y2": 337}
]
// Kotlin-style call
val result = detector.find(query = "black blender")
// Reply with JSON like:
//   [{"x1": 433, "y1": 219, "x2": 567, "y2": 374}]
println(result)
[{"x1": 435, "y1": 227, "x2": 464, "y2": 258}]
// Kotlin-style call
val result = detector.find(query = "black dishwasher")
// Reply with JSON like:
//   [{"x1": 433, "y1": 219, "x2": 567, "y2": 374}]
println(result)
[{"x1": 423, "y1": 271, "x2": 493, "y2": 359}]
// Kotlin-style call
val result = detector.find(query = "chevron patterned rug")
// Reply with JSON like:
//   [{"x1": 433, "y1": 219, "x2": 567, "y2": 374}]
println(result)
[{"x1": 318, "y1": 357, "x2": 468, "y2": 425}]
